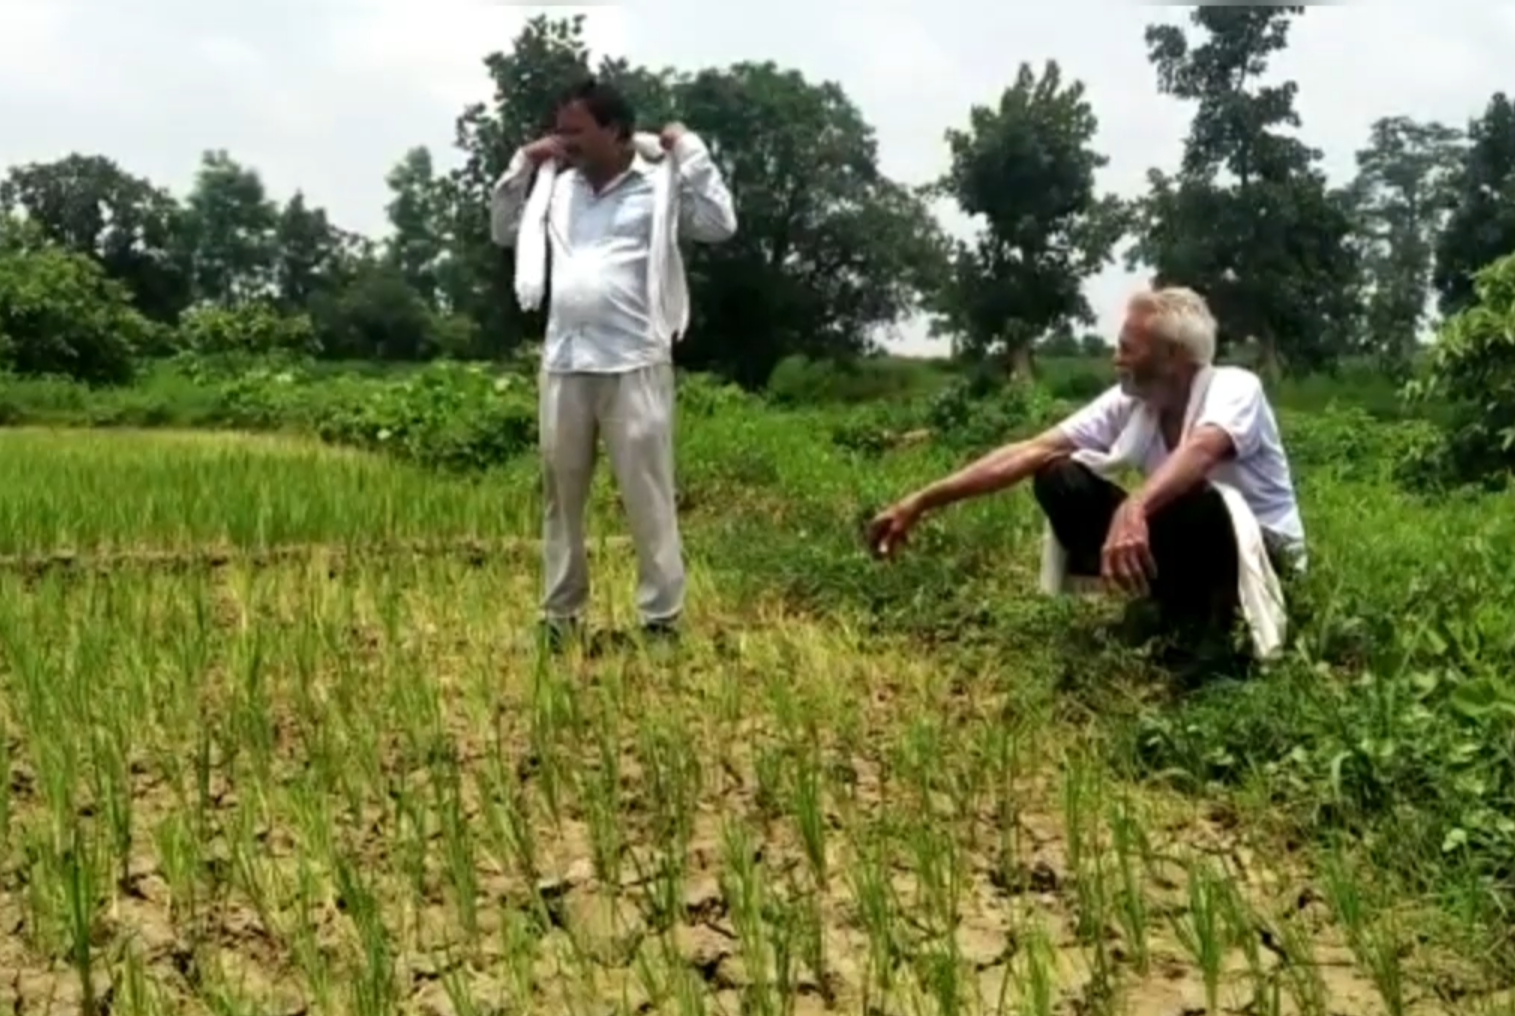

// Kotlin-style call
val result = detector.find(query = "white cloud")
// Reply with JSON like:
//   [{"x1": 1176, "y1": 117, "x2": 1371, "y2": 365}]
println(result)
[
  {"x1": 0, "y1": 3, "x2": 71, "y2": 95},
  {"x1": 3, "y1": 0, "x2": 1514, "y2": 357}
]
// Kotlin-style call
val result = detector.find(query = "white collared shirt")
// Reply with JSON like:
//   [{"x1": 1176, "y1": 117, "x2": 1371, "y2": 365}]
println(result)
[
  {"x1": 1057, "y1": 366, "x2": 1307, "y2": 560},
  {"x1": 542, "y1": 154, "x2": 663, "y2": 374},
  {"x1": 491, "y1": 133, "x2": 737, "y2": 375}
]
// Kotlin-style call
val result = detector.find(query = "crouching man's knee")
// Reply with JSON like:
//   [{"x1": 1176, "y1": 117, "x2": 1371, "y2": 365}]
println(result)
[{"x1": 1031, "y1": 456, "x2": 1087, "y2": 512}]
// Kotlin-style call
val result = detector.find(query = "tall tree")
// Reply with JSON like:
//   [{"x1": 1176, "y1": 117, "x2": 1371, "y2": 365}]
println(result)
[
  {"x1": 383, "y1": 147, "x2": 447, "y2": 309},
  {"x1": 439, "y1": 14, "x2": 941, "y2": 383},
  {"x1": 1433, "y1": 93, "x2": 1515, "y2": 318},
  {"x1": 675, "y1": 61, "x2": 947, "y2": 386},
  {"x1": 179, "y1": 149, "x2": 278, "y2": 305},
  {"x1": 1130, "y1": 7, "x2": 1361, "y2": 376},
  {"x1": 926, "y1": 60, "x2": 1126, "y2": 377},
  {"x1": 1345, "y1": 117, "x2": 1463, "y2": 374},
  {"x1": 0, "y1": 216, "x2": 150, "y2": 384},
  {"x1": 0, "y1": 154, "x2": 189, "y2": 321},
  {"x1": 272, "y1": 192, "x2": 348, "y2": 312}
]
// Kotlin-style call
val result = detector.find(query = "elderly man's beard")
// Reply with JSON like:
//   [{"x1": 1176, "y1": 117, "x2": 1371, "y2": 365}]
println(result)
[{"x1": 1118, "y1": 369, "x2": 1156, "y2": 401}]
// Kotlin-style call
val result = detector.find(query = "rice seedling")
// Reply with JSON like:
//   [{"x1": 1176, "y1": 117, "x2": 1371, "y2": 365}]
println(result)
[{"x1": 0, "y1": 396, "x2": 1507, "y2": 1016}]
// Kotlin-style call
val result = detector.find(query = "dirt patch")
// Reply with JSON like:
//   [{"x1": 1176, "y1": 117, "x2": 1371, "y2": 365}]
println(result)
[
  {"x1": 0, "y1": 555, "x2": 1489, "y2": 1014},
  {"x1": 0, "y1": 536, "x2": 635, "y2": 582}
]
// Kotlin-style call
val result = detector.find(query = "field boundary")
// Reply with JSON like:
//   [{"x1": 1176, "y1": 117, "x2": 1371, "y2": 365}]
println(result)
[{"x1": 0, "y1": 535, "x2": 633, "y2": 579}]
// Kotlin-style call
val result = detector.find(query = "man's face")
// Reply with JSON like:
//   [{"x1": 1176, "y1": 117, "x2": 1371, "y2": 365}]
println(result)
[
  {"x1": 555, "y1": 100, "x2": 616, "y2": 169},
  {"x1": 1114, "y1": 311, "x2": 1171, "y2": 400}
]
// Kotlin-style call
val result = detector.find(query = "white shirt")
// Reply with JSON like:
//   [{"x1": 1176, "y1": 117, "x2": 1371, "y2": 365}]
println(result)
[
  {"x1": 490, "y1": 133, "x2": 736, "y2": 374},
  {"x1": 1056, "y1": 366, "x2": 1306, "y2": 558}
]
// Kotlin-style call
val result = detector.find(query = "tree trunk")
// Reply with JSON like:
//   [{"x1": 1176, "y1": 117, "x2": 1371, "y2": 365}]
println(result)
[
  {"x1": 1254, "y1": 334, "x2": 1282, "y2": 384},
  {"x1": 1009, "y1": 344, "x2": 1036, "y2": 380}
]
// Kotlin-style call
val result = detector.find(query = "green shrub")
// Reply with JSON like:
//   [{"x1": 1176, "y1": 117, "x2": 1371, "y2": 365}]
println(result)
[
  {"x1": 680, "y1": 370, "x2": 758, "y2": 418},
  {"x1": 176, "y1": 302, "x2": 321, "y2": 359},
  {"x1": 923, "y1": 376, "x2": 1063, "y2": 454},
  {"x1": 765, "y1": 353, "x2": 944, "y2": 406},
  {"x1": 1399, "y1": 252, "x2": 1515, "y2": 491},
  {"x1": 311, "y1": 361, "x2": 537, "y2": 472},
  {"x1": 0, "y1": 219, "x2": 147, "y2": 385}
]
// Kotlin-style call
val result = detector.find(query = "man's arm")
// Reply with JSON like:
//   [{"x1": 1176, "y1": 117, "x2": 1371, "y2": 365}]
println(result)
[
  {"x1": 489, "y1": 149, "x2": 537, "y2": 248},
  {"x1": 1127, "y1": 370, "x2": 1263, "y2": 518},
  {"x1": 907, "y1": 427, "x2": 1075, "y2": 516},
  {"x1": 670, "y1": 132, "x2": 737, "y2": 244},
  {"x1": 1126, "y1": 426, "x2": 1234, "y2": 519}
]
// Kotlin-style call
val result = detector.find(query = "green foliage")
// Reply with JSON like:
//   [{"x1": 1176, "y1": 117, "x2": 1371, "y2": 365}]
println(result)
[
  {"x1": 1131, "y1": 6, "x2": 1362, "y2": 375},
  {"x1": 1346, "y1": 116, "x2": 1464, "y2": 373},
  {"x1": 923, "y1": 376, "x2": 1062, "y2": 453},
  {"x1": 1434, "y1": 93, "x2": 1515, "y2": 317},
  {"x1": 676, "y1": 371, "x2": 758, "y2": 419},
  {"x1": 673, "y1": 60, "x2": 949, "y2": 386},
  {"x1": 307, "y1": 262, "x2": 473, "y2": 361},
  {"x1": 312, "y1": 362, "x2": 536, "y2": 472},
  {"x1": 0, "y1": 153, "x2": 191, "y2": 323},
  {"x1": 177, "y1": 302, "x2": 320, "y2": 358},
  {"x1": 828, "y1": 375, "x2": 1065, "y2": 460},
  {"x1": 765, "y1": 354, "x2": 949, "y2": 406},
  {"x1": 1120, "y1": 475, "x2": 1515, "y2": 900},
  {"x1": 928, "y1": 60, "x2": 1126, "y2": 367},
  {"x1": 0, "y1": 219, "x2": 148, "y2": 385},
  {"x1": 1281, "y1": 405, "x2": 1438, "y2": 485},
  {"x1": 1401, "y1": 252, "x2": 1515, "y2": 490}
]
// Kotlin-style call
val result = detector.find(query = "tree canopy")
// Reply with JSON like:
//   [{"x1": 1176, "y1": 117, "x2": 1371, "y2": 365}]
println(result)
[{"x1": 5, "y1": 10, "x2": 1515, "y2": 388}]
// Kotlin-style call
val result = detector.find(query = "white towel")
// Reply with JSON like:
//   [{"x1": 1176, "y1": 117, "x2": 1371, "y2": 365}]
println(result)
[
  {"x1": 513, "y1": 132, "x2": 690, "y2": 343},
  {"x1": 1037, "y1": 366, "x2": 1289, "y2": 661}
]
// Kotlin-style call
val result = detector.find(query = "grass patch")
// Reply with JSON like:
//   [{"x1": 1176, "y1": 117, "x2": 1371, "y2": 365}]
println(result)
[{"x1": 0, "y1": 384, "x2": 1511, "y2": 1013}]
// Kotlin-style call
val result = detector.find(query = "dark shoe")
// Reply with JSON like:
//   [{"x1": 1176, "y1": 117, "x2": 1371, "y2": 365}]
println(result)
[
  {"x1": 1153, "y1": 618, "x2": 1251, "y2": 685},
  {"x1": 585, "y1": 620, "x2": 680, "y2": 657},
  {"x1": 1115, "y1": 598, "x2": 1168, "y2": 647},
  {"x1": 641, "y1": 618, "x2": 680, "y2": 642},
  {"x1": 539, "y1": 618, "x2": 585, "y2": 654}
]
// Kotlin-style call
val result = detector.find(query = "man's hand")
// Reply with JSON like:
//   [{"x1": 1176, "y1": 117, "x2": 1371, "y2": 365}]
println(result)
[
  {"x1": 866, "y1": 497, "x2": 923, "y2": 560},
  {"x1": 659, "y1": 122, "x2": 688, "y2": 151},
  {"x1": 1102, "y1": 498, "x2": 1156, "y2": 594},
  {"x1": 522, "y1": 136, "x2": 566, "y2": 166}
]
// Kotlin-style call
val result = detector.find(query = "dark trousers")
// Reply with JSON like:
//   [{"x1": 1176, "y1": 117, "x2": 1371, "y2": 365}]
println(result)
[{"x1": 1032, "y1": 458, "x2": 1240, "y2": 632}]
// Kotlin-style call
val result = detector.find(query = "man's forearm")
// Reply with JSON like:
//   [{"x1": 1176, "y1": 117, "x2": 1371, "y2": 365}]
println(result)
[
  {"x1": 912, "y1": 437, "x2": 1064, "y2": 514},
  {"x1": 672, "y1": 132, "x2": 737, "y2": 243},
  {"x1": 1128, "y1": 433, "x2": 1227, "y2": 517},
  {"x1": 489, "y1": 150, "x2": 535, "y2": 248}
]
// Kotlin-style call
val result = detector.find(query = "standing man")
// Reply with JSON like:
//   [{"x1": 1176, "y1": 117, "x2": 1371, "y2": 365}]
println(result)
[
  {"x1": 866, "y1": 286, "x2": 1304, "y2": 662},
  {"x1": 490, "y1": 77, "x2": 737, "y2": 648}
]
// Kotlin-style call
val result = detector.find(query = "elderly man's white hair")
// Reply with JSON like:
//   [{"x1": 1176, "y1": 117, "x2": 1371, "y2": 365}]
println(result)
[{"x1": 1128, "y1": 286, "x2": 1217, "y2": 366}]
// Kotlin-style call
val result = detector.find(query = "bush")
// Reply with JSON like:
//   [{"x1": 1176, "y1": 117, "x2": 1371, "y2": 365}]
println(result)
[
  {"x1": 1399, "y1": 252, "x2": 1515, "y2": 491},
  {"x1": 923, "y1": 376, "x2": 1063, "y2": 454},
  {"x1": 0, "y1": 219, "x2": 148, "y2": 385},
  {"x1": 827, "y1": 375, "x2": 1067, "y2": 460},
  {"x1": 680, "y1": 370, "x2": 757, "y2": 418},
  {"x1": 1279, "y1": 404, "x2": 1440, "y2": 486},
  {"x1": 176, "y1": 302, "x2": 321, "y2": 359},
  {"x1": 308, "y1": 263, "x2": 470, "y2": 361},
  {"x1": 311, "y1": 361, "x2": 537, "y2": 472},
  {"x1": 765, "y1": 354, "x2": 943, "y2": 406}
]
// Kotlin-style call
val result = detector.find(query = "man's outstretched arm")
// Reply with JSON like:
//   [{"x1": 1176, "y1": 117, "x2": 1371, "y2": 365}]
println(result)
[
  {"x1": 868, "y1": 425, "x2": 1078, "y2": 558},
  {"x1": 907, "y1": 426, "x2": 1075, "y2": 515}
]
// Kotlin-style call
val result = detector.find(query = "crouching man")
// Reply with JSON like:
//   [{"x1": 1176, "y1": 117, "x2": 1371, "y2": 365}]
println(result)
[{"x1": 866, "y1": 286, "x2": 1305, "y2": 664}]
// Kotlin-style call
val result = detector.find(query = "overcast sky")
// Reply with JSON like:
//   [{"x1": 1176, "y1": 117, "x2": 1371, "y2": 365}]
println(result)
[{"x1": 3, "y1": 1, "x2": 1512, "y2": 356}]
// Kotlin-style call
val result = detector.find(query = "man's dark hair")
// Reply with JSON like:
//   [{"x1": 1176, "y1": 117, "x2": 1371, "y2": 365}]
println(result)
[{"x1": 558, "y1": 77, "x2": 635, "y2": 140}]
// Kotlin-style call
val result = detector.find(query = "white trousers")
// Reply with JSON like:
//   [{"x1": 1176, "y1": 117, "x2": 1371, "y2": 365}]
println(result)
[{"x1": 538, "y1": 364, "x2": 685, "y2": 625}]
